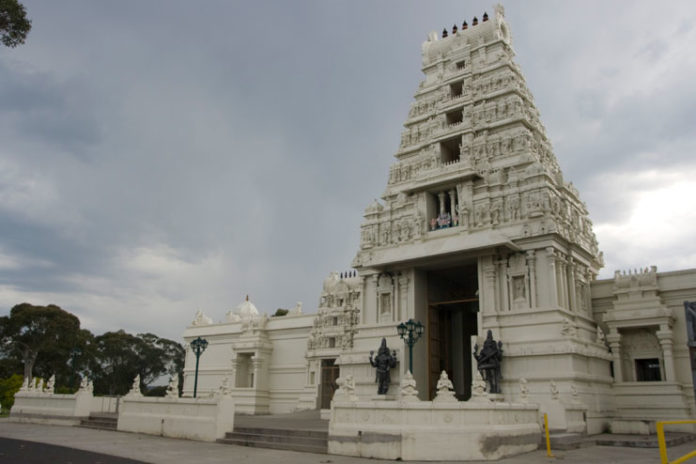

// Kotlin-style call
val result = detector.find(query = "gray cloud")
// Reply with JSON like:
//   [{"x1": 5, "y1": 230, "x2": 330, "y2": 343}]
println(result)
[{"x1": 1, "y1": 0, "x2": 695, "y2": 339}]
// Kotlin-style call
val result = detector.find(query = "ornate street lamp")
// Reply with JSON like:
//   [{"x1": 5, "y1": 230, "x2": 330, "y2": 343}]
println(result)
[
  {"x1": 397, "y1": 319, "x2": 424, "y2": 374},
  {"x1": 190, "y1": 336, "x2": 208, "y2": 398}
]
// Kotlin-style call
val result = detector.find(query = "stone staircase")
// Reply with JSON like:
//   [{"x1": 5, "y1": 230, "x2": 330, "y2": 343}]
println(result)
[
  {"x1": 548, "y1": 432, "x2": 696, "y2": 450},
  {"x1": 217, "y1": 427, "x2": 328, "y2": 454},
  {"x1": 78, "y1": 412, "x2": 118, "y2": 431}
]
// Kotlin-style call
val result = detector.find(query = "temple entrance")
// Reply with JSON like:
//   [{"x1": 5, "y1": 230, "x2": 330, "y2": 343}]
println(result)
[
  {"x1": 426, "y1": 264, "x2": 478, "y2": 400},
  {"x1": 320, "y1": 358, "x2": 339, "y2": 409}
]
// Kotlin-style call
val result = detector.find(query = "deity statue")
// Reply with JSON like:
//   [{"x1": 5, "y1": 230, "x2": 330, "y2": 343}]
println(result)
[
  {"x1": 369, "y1": 338, "x2": 397, "y2": 395},
  {"x1": 473, "y1": 330, "x2": 503, "y2": 394}
]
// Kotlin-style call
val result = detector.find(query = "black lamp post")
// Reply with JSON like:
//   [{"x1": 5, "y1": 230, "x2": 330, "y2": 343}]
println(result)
[
  {"x1": 190, "y1": 337, "x2": 208, "y2": 398},
  {"x1": 397, "y1": 319, "x2": 424, "y2": 374}
]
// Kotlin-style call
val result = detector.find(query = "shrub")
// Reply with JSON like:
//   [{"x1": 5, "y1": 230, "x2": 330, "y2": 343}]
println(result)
[{"x1": 0, "y1": 374, "x2": 24, "y2": 413}]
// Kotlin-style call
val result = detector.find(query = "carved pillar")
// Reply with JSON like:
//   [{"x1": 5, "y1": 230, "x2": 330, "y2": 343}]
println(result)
[
  {"x1": 448, "y1": 189, "x2": 456, "y2": 218},
  {"x1": 558, "y1": 256, "x2": 568, "y2": 309},
  {"x1": 568, "y1": 258, "x2": 577, "y2": 312},
  {"x1": 372, "y1": 274, "x2": 379, "y2": 324},
  {"x1": 606, "y1": 330, "x2": 623, "y2": 382},
  {"x1": 360, "y1": 276, "x2": 367, "y2": 324},
  {"x1": 657, "y1": 326, "x2": 676, "y2": 382},
  {"x1": 481, "y1": 260, "x2": 497, "y2": 314},
  {"x1": 252, "y1": 357, "x2": 263, "y2": 389},
  {"x1": 398, "y1": 273, "x2": 410, "y2": 320},
  {"x1": 497, "y1": 258, "x2": 509, "y2": 311},
  {"x1": 527, "y1": 250, "x2": 537, "y2": 308},
  {"x1": 545, "y1": 247, "x2": 559, "y2": 307},
  {"x1": 438, "y1": 192, "x2": 446, "y2": 216}
]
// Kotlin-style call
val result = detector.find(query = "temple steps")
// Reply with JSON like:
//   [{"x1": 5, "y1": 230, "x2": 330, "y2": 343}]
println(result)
[
  {"x1": 548, "y1": 432, "x2": 696, "y2": 450},
  {"x1": 217, "y1": 427, "x2": 328, "y2": 454},
  {"x1": 78, "y1": 413, "x2": 118, "y2": 431}
]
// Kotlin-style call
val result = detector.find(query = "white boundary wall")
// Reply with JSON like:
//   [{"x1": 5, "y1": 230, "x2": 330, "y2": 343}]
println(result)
[
  {"x1": 329, "y1": 399, "x2": 540, "y2": 461},
  {"x1": 117, "y1": 395, "x2": 235, "y2": 442},
  {"x1": 10, "y1": 390, "x2": 92, "y2": 425}
]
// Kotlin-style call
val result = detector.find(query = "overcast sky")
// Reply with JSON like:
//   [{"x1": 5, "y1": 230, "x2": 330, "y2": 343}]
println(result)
[{"x1": 1, "y1": 1, "x2": 695, "y2": 341}]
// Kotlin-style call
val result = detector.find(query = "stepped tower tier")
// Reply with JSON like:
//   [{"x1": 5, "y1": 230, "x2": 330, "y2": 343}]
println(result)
[{"x1": 346, "y1": 5, "x2": 610, "y2": 434}]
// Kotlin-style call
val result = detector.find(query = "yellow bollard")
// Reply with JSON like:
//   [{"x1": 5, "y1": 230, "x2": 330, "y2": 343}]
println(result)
[{"x1": 544, "y1": 413, "x2": 554, "y2": 458}]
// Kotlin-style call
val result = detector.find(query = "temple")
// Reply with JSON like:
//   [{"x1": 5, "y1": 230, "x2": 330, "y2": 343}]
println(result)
[{"x1": 182, "y1": 5, "x2": 696, "y2": 460}]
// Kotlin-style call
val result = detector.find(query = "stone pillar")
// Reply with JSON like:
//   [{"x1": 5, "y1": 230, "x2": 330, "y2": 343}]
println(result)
[
  {"x1": 252, "y1": 357, "x2": 262, "y2": 389},
  {"x1": 371, "y1": 274, "x2": 379, "y2": 324},
  {"x1": 497, "y1": 258, "x2": 509, "y2": 311},
  {"x1": 448, "y1": 189, "x2": 456, "y2": 218},
  {"x1": 438, "y1": 192, "x2": 446, "y2": 216},
  {"x1": 606, "y1": 330, "x2": 623, "y2": 382},
  {"x1": 398, "y1": 273, "x2": 410, "y2": 321},
  {"x1": 567, "y1": 258, "x2": 577, "y2": 312},
  {"x1": 558, "y1": 256, "x2": 568, "y2": 309},
  {"x1": 545, "y1": 248, "x2": 559, "y2": 307},
  {"x1": 481, "y1": 260, "x2": 497, "y2": 314},
  {"x1": 526, "y1": 250, "x2": 537, "y2": 308},
  {"x1": 657, "y1": 326, "x2": 676, "y2": 382},
  {"x1": 360, "y1": 276, "x2": 367, "y2": 324}
]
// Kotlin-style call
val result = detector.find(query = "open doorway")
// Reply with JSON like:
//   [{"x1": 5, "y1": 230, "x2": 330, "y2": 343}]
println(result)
[{"x1": 426, "y1": 264, "x2": 478, "y2": 400}]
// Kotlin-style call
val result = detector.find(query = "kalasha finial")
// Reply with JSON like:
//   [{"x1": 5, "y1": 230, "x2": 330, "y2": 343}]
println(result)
[
  {"x1": 483, "y1": 12, "x2": 489, "y2": 22},
  {"x1": 452, "y1": 24, "x2": 458, "y2": 34},
  {"x1": 442, "y1": 28, "x2": 448, "y2": 38},
  {"x1": 462, "y1": 20, "x2": 468, "y2": 30},
  {"x1": 245, "y1": 294, "x2": 249, "y2": 301},
  {"x1": 472, "y1": 16, "x2": 478, "y2": 26}
]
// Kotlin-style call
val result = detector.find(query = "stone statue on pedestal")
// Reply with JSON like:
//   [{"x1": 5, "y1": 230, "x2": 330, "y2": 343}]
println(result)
[
  {"x1": 473, "y1": 330, "x2": 503, "y2": 394},
  {"x1": 369, "y1": 338, "x2": 397, "y2": 395}
]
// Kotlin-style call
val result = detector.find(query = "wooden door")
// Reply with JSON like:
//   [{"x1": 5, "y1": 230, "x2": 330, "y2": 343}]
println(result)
[{"x1": 320, "y1": 359, "x2": 339, "y2": 409}]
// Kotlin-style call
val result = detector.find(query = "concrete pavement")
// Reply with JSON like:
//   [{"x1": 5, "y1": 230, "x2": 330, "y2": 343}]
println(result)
[{"x1": 1, "y1": 418, "x2": 694, "y2": 464}]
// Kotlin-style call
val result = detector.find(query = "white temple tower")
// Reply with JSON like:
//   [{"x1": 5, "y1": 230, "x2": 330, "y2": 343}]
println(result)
[{"x1": 346, "y1": 5, "x2": 609, "y2": 432}]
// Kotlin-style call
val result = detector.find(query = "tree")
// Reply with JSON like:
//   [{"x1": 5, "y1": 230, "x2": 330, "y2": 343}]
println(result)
[
  {"x1": 89, "y1": 330, "x2": 184, "y2": 396},
  {"x1": 0, "y1": 0, "x2": 31, "y2": 47},
  {"x1": 0, "y1": 303, "x2": 84, "y2": 383}
]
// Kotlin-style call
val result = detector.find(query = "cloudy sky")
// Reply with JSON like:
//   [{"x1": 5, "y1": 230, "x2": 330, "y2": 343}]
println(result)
[{"x1": 1, "y1": 1, "x2": 695, "y2": 341}]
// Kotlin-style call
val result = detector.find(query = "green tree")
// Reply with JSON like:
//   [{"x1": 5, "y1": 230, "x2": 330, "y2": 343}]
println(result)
[
  {"x1": 0, "y1": 373, "x2": 23, "y2": 413},
  {"x1": 0, "y1": 0, "x2": 31, "y2": 47},
  {"x1": 89, "y1": 331, "x2": 184, "y2": 396},
  {"x1": 0, "y1": 303, "x2": 84, "y2": 383}
]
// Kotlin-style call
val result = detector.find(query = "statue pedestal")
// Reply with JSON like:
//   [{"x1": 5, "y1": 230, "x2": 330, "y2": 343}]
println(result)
[
  {"x1": 371, "y1": 394, "x2": 396, "y2": 401},
  {"x1": 489, "y1": 393, "x2": 504, "y2": 402}
]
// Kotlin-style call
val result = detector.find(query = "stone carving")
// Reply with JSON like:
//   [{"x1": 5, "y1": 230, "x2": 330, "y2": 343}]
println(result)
[
  {"x1": 434, "y1": 370, "x2": 457, "y2": 403},
  {"x1": 191, "y1": 309, "x2": 213, "y2": 326},
  {"x1": 596, "y1": 325, "x2": 606, "y2": 344},
  {"x1": 333, "y1": 374, "x2": 358, "y2": 402},
  {"x1": 550, "y1": 380, "x2": 559, "y2": 400},
  {"x1": 44, "y1": 375, "x2": 55, "y2": 393},
  {"x1": 473, "y1": 330, "x2": 503, "y2": 394},
  {"x1": 399, "y1": 370, "x2": 419, "y2": 402},
  {"x1": 215, "y1": 376, "x2": 232, "y2": 398},
  {"x1": 288, "y1": 301, "x2": 303, "y2": 315},
  {"x1": 127, "y1": 374, "x2": 142, "y2": 397},
  {"x1": 369, "y1": 338, "x2": 397, "y2": 395},
  {"x1": 470, "y1": 371, "x2": 488, "y2": 401},
  {"x1": 166, "y1": 375, "x2": 179, "y2": 398},
  {"x1": 519, "y1": 378, "x2": 529, "y2": 403}
]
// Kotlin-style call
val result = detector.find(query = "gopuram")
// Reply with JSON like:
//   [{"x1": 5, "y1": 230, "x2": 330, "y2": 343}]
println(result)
[{"x1": 182, "y1": 5, "x2": 696, "y2": 461}]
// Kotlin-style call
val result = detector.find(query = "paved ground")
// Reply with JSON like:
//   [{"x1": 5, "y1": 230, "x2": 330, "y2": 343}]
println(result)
[
  {"x1": 0, "y1": 437, "x2": 147, "y2": 464},
  {"x1": 1, "y1": 418, "x2": 695, "y2": 464}
]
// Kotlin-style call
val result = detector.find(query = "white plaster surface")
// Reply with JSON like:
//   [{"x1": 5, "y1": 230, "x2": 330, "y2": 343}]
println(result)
[{"x1": 116, "y1": 395, "x2": 235, "y2": 441}]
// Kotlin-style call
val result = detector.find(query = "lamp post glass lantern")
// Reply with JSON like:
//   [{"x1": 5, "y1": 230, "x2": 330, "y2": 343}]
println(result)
[
  {"x1": 397, "y1": 319, "x2": 424, "y2": 374},
  {"x1": 190, "y1": 337, "x2": 208, "y2": 398}
]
